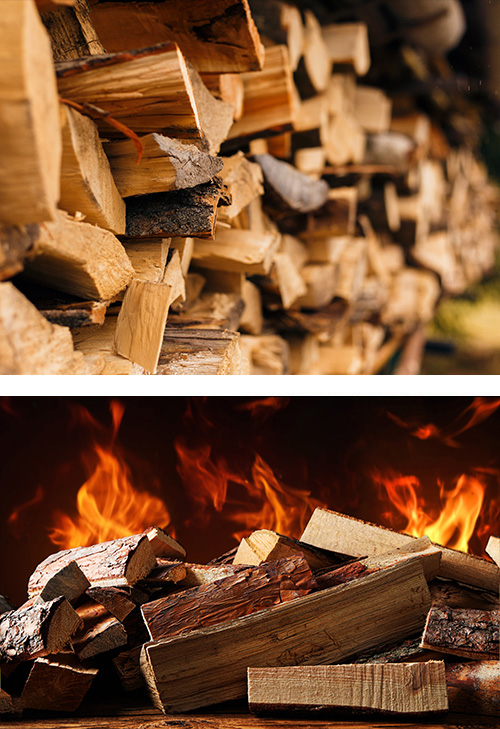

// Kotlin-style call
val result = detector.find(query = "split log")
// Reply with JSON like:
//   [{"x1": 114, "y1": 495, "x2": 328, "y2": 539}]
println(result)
[
  {"x1": 486, "y1": 535, "x2": 500, "y2": 567},
  {"x1": 179, "y1": 563, "x2": 249, "y2": 588},
  {"x1": 59, "y1": 105, "x2": 125, "y2": 235},
  {"x1": 254, "y1": 154, "x2": 329, "y2": 213},
  {"x1": 140, "y1": 560, "x2": 431, "y2": 713},
  {"x1": 0, "y1": 225, "x2": 39, "y2": 281},
  {"x1": 125, "y1": 178, "x2": 228, "y2": 239},
  {"x1": 19, "y1": 655, "x2": 98, "y2": 712},
  {"x1": 56, "y1": 43, "x2": 203, "y2": 139},
  {"x1": 163, "y1": 249, "x2": 186, "y2": 308},
  {"x1": 142, "y1": 554, "x2": 315, "y2": 642},
  {"x1": 28, "y1": 533, "x2": 157, "y2": 595},
  {"x1": 301, "y1": 508, "x2": 500, "y2": 593},
  {"x1": 322, "y1": 23, "x2": 370, "y2": 76},
  {"x1": 227, "y1": 46, "x2": 295, "y2": 142},
  {"x1": 114, "y1": 279, "x2": 172, "y2": 374},
  {"x1": 41, "y1": 0, "x2": 104, "y2": 60},
  {"x1": 0, "y1": 282, "x2": 88, "y2": 375},
  {"x1": 144, "y1": 527, "x2": 186, "y2": 560},
  {"x1": 200, "y1": 73, "x2": 244, "y2": 120},
  {"x1": 37, "y1": 560, "x2": 90, "y2": 603},
  {"x1": 218, "y1": 153, "x2": 264, "y2": 222},
  {"x1": 86, "y1": 587, "x2": 136, "y2": 622},
  {"x1": 446, "y1": 661, "x2": 500, "y2": 717},
  {"x1": 88, "y1": 0, "x2": 264, "y2": 74},
  {"x1": 295, "y1": 263, "x2": 337, "y2": 309},
  {"x1": 0, "y1": 596, "x2": 81, "y2": 663},
  {"x1": 15, "y1": 281, "x2": 108, "y2": 328},
  {"x1": 192, "y1": 228, "x2": 279, "y2": 275},
  {"x1": 157, "y1": 328, "x2": 247, "y2": 375},
  {"x1": 113, "y1": 646, "x2": 144, "y2": 691},
  {"x1": 0, "y1": 689, "x2": 14, "y2": 714},
  {"x1": 429, "y1": 578, "x2": 499, "y2": 612},
  {"x1": 73, "y1": 317, "x2": 145, "y2": 375},
  {"x1": 186, "y1": 65, "x2": 235, "y2": 155},
  {"x1": 140, "y1": 559, "x2": 187, "y2": 587},
  {"x1": 239, "y1": 280, "x2": 263, "y2": 335},
  {"x1": 266, "y1": 252, "x2": 307, "y2": 309},
  {"x1": 105, "y1": 135, "x2": 223, "y2": 199},
  {"x1": 170, "y1": 239, "x2": 194, "y2": 279},
  {"x1": 167, "y1": 292, "x2": 244, "y2": 332},
  {"x1": 421, "y1": 606, "x2": 499, "y2": 660},
  {"x1": 0, "y1": 0, "x2": 61, "y2": 225},
  {"x1": 248, "y1": 661, "x2": 448, "y2": 715},
  {"x1": 303, "y1": 188, "x2": 358, "y2": 238},
  {"x1": 353, "y1": 86, "x2": 392, "y2": 134},
  {"x1": 239, "y1": 334, "x2": 290, "y2": 375},
  {"x1": 22, "y1": 212, "x2": 134, "y2": 301},
  {"x1": 249, "y1": 0, "x2": 303, "y2": 71},
  {"x1": 233, "y1": 529, "x2": 345, "y2": 571},
  {"x1": 72, "y1": 612, "x2": 128, "y2": 660},
  {"x1": 294, "y1": 11, "x2": 331, "y2": 98},
  {"x1": 323, "y1": 113, "x2": 366, "y2": 166},
  {"x1": 123, "y1": 240, "x2": 170, "y2": 287}
]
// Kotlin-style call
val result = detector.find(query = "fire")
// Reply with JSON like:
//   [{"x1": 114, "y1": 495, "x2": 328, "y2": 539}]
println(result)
[
  {"x1": 48, "y1": 401, "x2": 171, "y2": 549},
  {"x1": 373, "y1": 469, "x2": 487, "y2": 552}
]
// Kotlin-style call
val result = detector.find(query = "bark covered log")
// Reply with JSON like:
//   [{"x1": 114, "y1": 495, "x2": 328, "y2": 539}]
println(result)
[
  {"x1": 421, "y1": 606, "x2": 499, "y2": 660},
  {"x1": 19, "y1": 655, "x2": 98, "y2": 712},
  {"x1": 446, "y1": 661, "x2": 500, "y2": 717}
]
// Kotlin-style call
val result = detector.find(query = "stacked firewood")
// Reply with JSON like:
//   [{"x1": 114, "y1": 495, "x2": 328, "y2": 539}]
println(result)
[
  {"x1": 1, "y1": 514, "x2": 499, "y2": 718},
  {"x1": 0, "y1": 0, "x2": 498, "y2": 374}
]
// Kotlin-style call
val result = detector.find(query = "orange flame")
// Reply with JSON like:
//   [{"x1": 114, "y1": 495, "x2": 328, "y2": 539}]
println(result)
[
  {"x1": 373, "y1": 469, "x2": 487, "y2": 552},
  {"x1": 48, "y1": 401, "x2": 171, "y2": 549}
]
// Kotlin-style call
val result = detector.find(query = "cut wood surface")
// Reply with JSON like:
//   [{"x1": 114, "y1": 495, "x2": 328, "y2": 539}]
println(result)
[
  {"x1": 295, "y1": 10, "x2": 331, "y2": 98},
  {"x1": 248, "y1": 662, "x2": 448, "y2": 715},
  {"x1": 85, "y1": 587, "x2": 136, "y2": 622},
  {"x1": 0, "y1": 0, "x2": 61, "y2": 224},
  {"x1": 38, "y1": 560, "x2": 90, "y2": 603},
  {"x1": 142, "y1": 554, "x2": 316, "y2": 642},
  {"x1": 41, "y1": 0, "x2": 105, "y2": 60},
  {"x1": 322, "y1": 23, "x2": 370, "y2": 75},
  {"x1": 249, "y1": 0, "x2": 304, "y2": 71},
  {"x1": 421, "y1": 606, "x2": 499, "y2": 660},
  {"x1": 193, "y1": 228, "x2": 279, "y2": 275},
  {"x1": 179, "y1": 563, "x2": 249, "y2": 588},
  {"x1": 73, "y1": 317, "x2": 145, "y2": 375},
  {"x1": 486, "y1": 536, "x2": 500, "y2": 567},
  {"x1": 123, "y1": 240, "x2": 170, "y2": 286},
  {"x1": 144, "y1": 527, "x2": 186, "y2": 560},
  {"x1": 157, "y1": 328, "x2": 246, "y2": 375},
  {"x1": 301, "y1": 508, "x2": 500, "y2": 593},
  {"x1": 140, "y1": 560, "x2": 431, "y2": 713},
  {"x1": 56, "y1": 43, "x2": 203, "y2": 139},
  {"x1": 218, "y1": 153, "x2": 264, "y2": 221},
  {"x1": 0, "y1": 596, "x2": 81, "y2": 663},
  {"x1": 186, "y1": 65, "x2": 235, "y2": 155},
  {"x1": 0, "y1": 224, "x2": 38, "y2": 281},
  {"x1": 233, "y1": 529, "x2": 345, "y2": 571},
  {"x1": 28, "y1": 534, "x2": 157, "y2": 595},
  {"x1": 200, "y1": 73, "x2": 244, "y2": 120},
  {"x1": 19, "y1": 655, "x2": 98, "y2": 712},
  {"x1": 446, "y1": 661, "x2": 500, "y2": 717},
  {"x1": 72, "y1": 614, "x2": 128, "y2": 660},
  {"x1": 88, "y1": 0, "x2": 264, "y2": 74},
  {"x1": 125, "y1": 178, "x2": 228, "y2": 239},
  {"x1": 59, "y1": 105, "x2": 126, "y2": 234},
  {"x1": 0, "y1": 282, "x2": 88, "y2": 375},
  {"x1": 23, "y1": 212, "x2": 134, "y2": 301},
  {"x1": 105, "y1": 135, "x2": 223, "y2": 198}
]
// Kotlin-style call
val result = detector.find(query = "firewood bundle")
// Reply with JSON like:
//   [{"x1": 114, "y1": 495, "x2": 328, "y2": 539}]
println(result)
[
  {"x1": 1, "y1": 514, "x2": 499, "y2": 719},
  {"x1": 0, "y1": 0, "x2": 498, "y2": 374}
]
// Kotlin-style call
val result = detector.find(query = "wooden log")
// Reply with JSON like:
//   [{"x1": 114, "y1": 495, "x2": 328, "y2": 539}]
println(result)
[
  {"x1": 73, "y1": 613, "x2": 128, "y2": 660},
  {"x1": 322, "y1": 23, "x2": 370, "y2": 76},
  {"x1": 144, "y1": 527, "x2": 186, "y2": 561},
  {"x1": 114, "y1": 279, "x2": 172, "y2": 374},
  {"x1": 269, "y1": 252, "x2": 307, "y2": 309},
  {"x1": 56, "y1": 44, "x2": 203, "y2": 140},
  {"x1": 59, "y1": 105, "x2": 125, "y2": 234},
  {"x1": 240, "y1": 279, "x2": 264, "y2": 335},
  {"x1": 296, "y1": 263, "x2": 337, "y2": 309},
  {"x1": 249, "y1": 0, "x2": 303, "y2": 71},
  {"x1": 218, "y1": 153, "x2": 264, "y2": 222},
  {"x1": 254, "y1": 154, "x2": 329, "y2": 213},
  {"x1": 140, "y1": 560, "x2": 431, "y2": 713},
  {"x1": 28, "y1": 534, "x2": 157, "y2": 595},
  {"x1": 170, "y1": 239, "x2": 194, "y2": 279},
  {"x1": 429, "y1": 578, "x2": 499, "y2": 612},
  {"x1": 73, "y1": 317, "x2": 145, "y2": 374},
  {"x1": 112, "y1": 646, "x2": 144, "y2": 691},
  {"x1": 125, "y1": 178, "x2": 228, "y2": 239},
  {"x1": 15, "y1": 280, "x2": 109, "y2": 328},
  {"x1": 486, "y1": 536, "x2": 500, "y2": 567},
  {"x1": 301, "y1": 508, "x2": 500, "y2": 593},
  {"x1": 85, "y1": 587, "x2": 136, "y2": 622},
  {"x1": 0, "y1": 596, "x2": 81, "y2": 663},
  {"x1": 157, "y1": 328, "x2": 247, "y2": 375},
  {"x1": 233, "y1": 529, "x2": 344, "y2": 571},
  {"x1": 227, "y1": 46, "x2": 295, "y2": 142},
  {"x1": 0, "y1": 224, "x2": 39, "y2": 281},
  {"x1": 19, "y1": 655, "x2": 98, "y2": 712},
  {"x1": 303, "y1": 188, "x2": 358, "y2": 238},
  {"x1": 0, "y1": 282, "x2": 88, "y2": 375},
  {"x1": 192, "y1": 228, "x2": 279, "y2": 275},
  {"x1": 0, "y1": 0, "x2": 61, "y2": 225},
  {"x1": 0, "y1": 689, "x2": 14, "y2": 715},
  {"x1": 167, "y1": 292, "x2": 244, "y2": 332},
  {"x1": 446, "y1": 661, "x2": 500, "y2": 717},
  {"x1": 239, "y1": 334, "x2": 290, "y2": 375},
  {"x1": 200, "y1": 73, "x2": 245, "y2": 120},
  {"x1": 37, "y1": 560, "x2": 90, "y2": 603},
  {"x1": 123, "y1": 240, "x2": 170, "y2": 288},
  {"x1": 41, "y1": 0, "x2": 104, "y2": 60},
  {"x1": 22, "y1": 211, "x2": 134, "y2": 301},
  {"x1": 105, "y1": 135, "x2": 223, "y2": 199},
  {"x1": 179, "y1": 563, "x2": 249, "y2": 588},
  {"x1": 142, "y1": 555, "x2": 315, "y2": 642},
  {"x1": 186, "y1": 65, "x2": 235, "y2": 155},
  {"x1": 421, "y1": 606, "x2": 499, "y2": 660},
  {"x1": 353, "y1": 86, "x2": 392, "y2": 134},
  {"x1": 294, "y1": 11, "x2": 331, "y2": 99},
  {"x1": 323, "y1": 113, "x2": 366, "y2": 166},
  {"x1": 88, "y1": 0, "x2": 264, "y2": 74},
  {"x1": 163, "y1": 249, "x2": 186, "y2": 308},
  {"x1": 248, "y1": 661, "x2": 448, "y2": 715}
]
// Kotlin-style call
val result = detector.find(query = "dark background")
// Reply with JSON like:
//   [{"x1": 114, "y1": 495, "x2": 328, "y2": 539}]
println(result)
[{"x1": 1, "y1": 396, "x2": 499, "y2": 605}]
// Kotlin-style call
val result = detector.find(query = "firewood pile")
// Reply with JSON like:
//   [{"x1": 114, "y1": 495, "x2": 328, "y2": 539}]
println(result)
[
  {"x1": 0, "y1": 512, "x2": 499, "y2": 719},
  {"x1": 0, "y1": 0, "x2": 499, "y2": 374}
]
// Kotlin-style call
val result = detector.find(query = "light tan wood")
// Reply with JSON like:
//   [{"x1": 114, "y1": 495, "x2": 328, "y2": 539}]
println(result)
[
  {"x1": 322, "y1": 22, "x2": 370, "y2": 76},
  {"x1": 296, "y1": 263, "x2": 337, "y2": 309},
  {"x1": 0, "y1": 0, "x2": 61, "y2": 225},
  {"x1": 0, "y1": 282, "x2": 88, "y2": 375},
  {"x1": 88, "y1": 0, "x2": 265, "y2": 74},
  {"x1": 104, "y1": 135, "x2": 223, "y2": 198},
  {"x1": 354, "y1": 86, "x2": 392, "y2": 134},
  {"x1": 23, "y1": 211, "x2": 134, "y2": 301},
  {"x1": 381, "y1": 269, "x2": 440, "y2": 327},
  {"x1": 123, "y1": 240, "x2": 170, "y2": 285},
  {"x1": 249, "y1": 0, "x2": 304, "y2": 72},
  {"x1": 233, "y1": 529, "x2": 339, "y2": 571},
  {"x1": 298, "y1": 11, "x2": 331, "y2": 95},
  {"x1": 200, "y1": 73, "x2": 245, "y2": 120},
  {"x1": 288, "y1": 334, "x2": 320, "y2": 375},
  {"x1": 228, "y1": 46, "x2": 295, "y2": 140},
  {"x1": 157, "y1": 329, "x2": 248, "y2": 375},
  {"x1": 192, "y1": 228, "x2": 279, "y2": 275},
  {"x1": 272, "y1": 252, "x2": 306, "y2": 308},
  {"x1": 73, "y1": 317, "x2": 145, "y2": 375},
  {"x1": 115, "y1": 279, "x2": 172, "y2": 374},
  {"x1": 218, "y1": 153, "x2": 264, "y2": 221},
  {"x1": 301, "y1": 509, "x2": 500, "y2": 593},
  {"x1": 280, "y1": 234, "x2": 308, "y2": 270},
  {"x1": 324, "y1": 113, "x2": 366, "y2": 166},
  {"x1": 140, "y1": 560, "x2": 431, "y2": 713},
  {"x1": 59, "y1": 105, "x2": 125, "y2": 234},
  {"x1": 186, "y1": 65, "x2": 235, "y2": 155},
  {"x1": 239, "y1": 280, "x2": 263, "y2": 335},
  {"x1": 486, "y1": 536, "x2": 500, "y2": 567},
  {"x1": 295, "y1": 147, "x2": 326, "y2": 178},
  {"x1": 327, "y1": 73, "x2": 356, "y2": 116},
  {"x1": 163, "y1": 249, "x2": 186, "y2": 307},
  {"x1": 335, "y1": 238, "x2": 368, "y2": 303},
  {"x1": 307, "y1": 235, "x2": 350, "y2": 264},
  {"x1": 56, "y1": 44, "x2": 203, "y2": 139},
  {"x1": 239, "y1": 334, "x2": 290, "y2": 375},
  {"x1": 170, "y1": 238, "x2": 194, "y2": 278},
  {"x1": 312, "y1": 344, "x2": 363, "y2": 375},
  {"x1": 248, "y1": 662, "x2": 448, "y2": 715},
  {"x1": 41, "y1": 0, "x2": 105, "y2": 60},
  {"x1": 144, "y1": 527, "x2": 186, "y2": 560}
]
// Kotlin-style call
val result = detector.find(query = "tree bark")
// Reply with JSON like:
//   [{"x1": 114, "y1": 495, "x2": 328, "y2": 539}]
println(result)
[{"x1": 421, "y1": 606, "x2": 499, "y2": 660}]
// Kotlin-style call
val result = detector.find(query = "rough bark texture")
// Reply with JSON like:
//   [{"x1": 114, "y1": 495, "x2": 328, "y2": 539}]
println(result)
[
  {"x1": 0, "y1": 596, "x2": 81, "y2": 663},
  {"x1": 125, "y1": 178, "x2": 228, "y2": 238},
  {"x1": 254, "y1": 154, "x2": 329, "y2": 213},
  {"x1": 142, "y1": 554, "x2": 316, "y2": 641},
  {"x1": 421, "y1": 606, "x2": 499, "y2": 660},
  {"x1": 0, "y1": 224, "x2": 38, "y2": 281},
  {"x1": 28, "y1": 534, "x2": 156, "y2": 595},
  {"x1": 429, "y1": 578, "x2": 499, "y2": 611}
]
